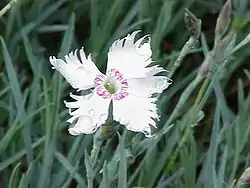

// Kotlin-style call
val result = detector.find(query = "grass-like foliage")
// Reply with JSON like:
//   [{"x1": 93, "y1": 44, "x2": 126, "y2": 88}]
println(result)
[{"x1": 1, "y1": 0, "x2": 250, "y2": 187}]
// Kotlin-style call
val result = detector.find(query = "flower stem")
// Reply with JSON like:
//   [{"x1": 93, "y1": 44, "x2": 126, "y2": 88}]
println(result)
[
  {"x1": 87, "y1": 178, "x2": 93, "y2": 188},
  {"x1": 86, "y1": 123, "x2": 117, "y2": 188},
  {"x1": 90, "y1": 137, "x2": 103, "y2": 166},
  {"x1": 85, "y1": 131, "x2": 103, "y2": 188},
  {"x1": 164, "y1": 74, "x2": 203, "y2": 127},
  {"x1": 190, "y1": 73, "x2": 211, "y2": 117},
  {"x1": 168, "y1": 36, "x2": 197, "y2": 78},
  {"x1": 165, "y1": 125, "x2": 191, "y2": 172},
  {"x1": 165, "y1": 30, "x2": 250, "y2": 172},
  {"x1": 229, "y1": 33, "x2": 250, "y2": 55},
  {"x1": 165, "y1": 73, "x2": 211, "y2": 173}
]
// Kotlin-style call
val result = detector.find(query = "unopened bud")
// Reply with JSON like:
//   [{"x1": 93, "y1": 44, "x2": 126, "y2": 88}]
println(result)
[
  {"x1": 101, "y1": 124, "x2": 117, "y2": 139},
  {"x1": 95, "y1": 122, "x2": 118, "y2": 141},
  {"x1": 184, "y1": 9, "x2": 202, "y2": 39},
  {"x1": 215, "y1": 0, "x2": 232, "y2": 37}
]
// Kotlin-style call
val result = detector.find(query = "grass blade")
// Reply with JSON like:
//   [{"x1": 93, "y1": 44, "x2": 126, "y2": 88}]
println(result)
[
  {"x1": 55, "y1": 151, "x2": 86, "y2": 187},
  {"x1": 8, "y1": 162, "x2": 21, "y2": 188},
  {"x1": 0, "y1": 36, "x2": 33, "y2": 162}
]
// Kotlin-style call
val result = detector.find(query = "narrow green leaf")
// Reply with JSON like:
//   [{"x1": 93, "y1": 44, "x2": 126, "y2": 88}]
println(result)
[
  {"x1": 0, "y1": 86, "x2": 35, "y2": 155},
  {"x1": 18, "y1": 160, "x2": 37, "y2": 188},
  {"x1": 61, "y1": 161, "x2": 80, "y2": 188},
  {"x1": 8, "y1": 162, "x2": 21, "y2": 188},
  {"x1": 237, "y1": 79, "x2": 244, "y2": 110},
  {"x1": 217, "y1": 146, "x2": 228, "y2": 188},
  {"x1": 213, "y1": 79, "x2": 235, "y2": 122},
  {"x1": 11, "y1": 0, "x2": 67, "y2": 43},
  {"x1": 0, "y1": 36, "x2": 33, "y2": 162},
  {"x1": 201, "y1": 32, "x2": 209, "y2": 56},
  {"x1": 52, "y1": 136, "x2": 85, "y2": 188},
  {"x1": 55, "y1": 151, "x2": 86, "y2": 187},
  {"x1": 156, "y1": 168, "x2": 184, "y2": 188},
  {"x1": 0, "y1": 136, "x2": 45, "y2": 172},
  {"x1": 58, "y1": 12, "x2": 75, "y2": 57},
  {"x1": 21, "y1": 29, "x2": 39, "y2": 76},
  {"x1": 37, "y1": 12, "x2": 75, "y2": 188},
  {"x1": 102, "y1": 161, "x2": 111, "y2": 188},
  {"x1": 244, "y1": 69, "x2": 250, "y2": 80},
  {"x1": 53, "y1": 12, "x2": 75, "y2": 132},
  {"x1": 84, "y1": 150, "x2": 93, "y2": 188},
  {"x1": 37, "y1": 25, "x2": 68, "y2": 33},
  {"x1": 37, "y1": 139, "x2": 56, "y2": 188}
]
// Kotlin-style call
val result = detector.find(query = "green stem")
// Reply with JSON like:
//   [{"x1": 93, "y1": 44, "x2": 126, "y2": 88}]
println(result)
[
  {"x1": 164, "y1": 75, "x2": 202, "y2": 127},
  {"x1": 229, "y1": 33, "x2": 250, "y2": 55},
  {"x1": 216, "y1": 33, "x2": 250, "y2": 64},
  {"x1": 168, "y1": 37, "x2": 197, "y2": 78},
  {"x1": 87, "y1": 178, "x2": 93, "y2": 188},
  {"x1": 164, "y1": 37, "x2": 199, "y2": 126},
  {"x1": 190, "y1": 73, "x2": 211, "y2": 120},
  {"x1": 164, "y1": 10, "x2": 250, "y2": 176},
  {"x1": 90, "y1": 138, "x2": 103, "y2": 167},
  {"x1": 165, "y1": 73, "x2": 211, "y2": 173},
  {"x1": 85, "y1": 130, "x2": 104, "y2": 188},
  {"x1": 165, "y1": 126, "x2": 191, "y2": 173}
]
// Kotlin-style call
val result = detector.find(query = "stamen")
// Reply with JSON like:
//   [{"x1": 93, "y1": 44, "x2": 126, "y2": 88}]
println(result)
[{"x1": 104, "y1": 81, "x2": 116, "y2": 94}]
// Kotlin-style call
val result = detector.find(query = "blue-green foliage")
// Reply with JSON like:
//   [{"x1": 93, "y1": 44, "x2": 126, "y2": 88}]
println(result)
[{"x1": 0, "y1": 0, "x2": 250, "y2": 187}]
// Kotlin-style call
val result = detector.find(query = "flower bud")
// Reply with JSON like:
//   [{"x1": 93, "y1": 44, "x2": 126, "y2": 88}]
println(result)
[
  {"x1": 215, "y1": 0, "x2": 232, "y2": 37},
  {"x1": 184, "y1": 9, "x2": 202, "y2": 39},
  {"x1": 94, "y1": 123, "x2": 118, "y2": 141},
  {"x1": 95, "y1": 101, "x2": 117, "y2": 140}
]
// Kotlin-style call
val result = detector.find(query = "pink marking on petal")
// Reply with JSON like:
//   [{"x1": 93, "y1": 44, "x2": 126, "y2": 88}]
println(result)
[
  {"x1": 96, "y1": 86, "x2": 111, "y2": 99},
  {"x1": 110, "y1": 68, "x2": 123, "y2": 81},
  {"x1": 113, "y1": 92, "x2": 129, "y2": 101},
  {"x1": 121, "y1": 80, "x2": 128, "y2": 85},
  {"x1": 121, "y1": 80, "x2": 128, "y2": 90},
  {"x1": 94, "y1": 69, "x2": 129, "y2": 100},
  {"x1": 94, "y1": 75, "x2": 105, "y2": 87}
]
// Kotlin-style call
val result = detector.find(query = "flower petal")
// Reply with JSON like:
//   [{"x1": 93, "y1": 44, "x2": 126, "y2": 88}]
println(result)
[
  {"x1": 49, "y1": 48, "x2": 101, "y2": 90},
  {"x1": 65, "y1": 92, "x2": 111, "y2": 135},
  {"x1": 145, "y1": 65, "x2": 167, "y2": 77},
  {"x1": 107, "y1": 31, "x2": 153, "y2": 79},
  {"x1": 113, "y1": 95, "x2": 159, "y2": 137},
  {"x1": 127, "y1": 76, "x2": 172, "y2": 97}
]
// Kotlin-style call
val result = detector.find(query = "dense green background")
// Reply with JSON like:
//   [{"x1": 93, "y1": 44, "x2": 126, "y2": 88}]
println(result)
[{"x1": 0, "y1": 0, "x2": 250, "y2": 187}]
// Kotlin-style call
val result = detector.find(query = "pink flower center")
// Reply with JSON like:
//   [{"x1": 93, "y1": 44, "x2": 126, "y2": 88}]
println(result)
[{"x1": 94, "y1": 69, "x2": 128, "y2": 100}]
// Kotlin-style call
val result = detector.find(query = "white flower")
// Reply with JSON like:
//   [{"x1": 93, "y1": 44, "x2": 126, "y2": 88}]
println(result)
[{"x1": 49, "y1": 31, "x2": 172, "y2": 137}]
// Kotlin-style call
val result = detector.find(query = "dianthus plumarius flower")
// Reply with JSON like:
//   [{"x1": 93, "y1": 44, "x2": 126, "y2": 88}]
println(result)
[{"x1": 49, "y1": 31, "x2": 172, "y2": 137}]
